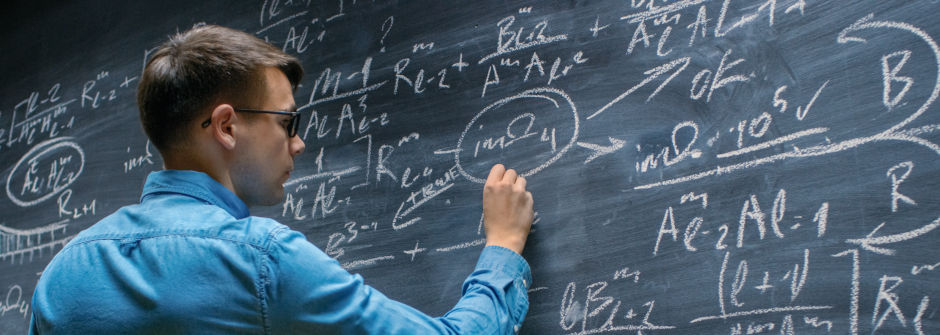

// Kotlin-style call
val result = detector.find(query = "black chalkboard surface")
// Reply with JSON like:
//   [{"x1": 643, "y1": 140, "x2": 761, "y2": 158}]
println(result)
[{"x1": 2, "y1": 1, "x2": 939, "y2": 334}]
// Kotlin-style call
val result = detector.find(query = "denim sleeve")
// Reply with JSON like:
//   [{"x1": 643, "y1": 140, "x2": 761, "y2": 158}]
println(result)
[{"x1": 264, "y1": 228, "x2": 531, "y2": 334}]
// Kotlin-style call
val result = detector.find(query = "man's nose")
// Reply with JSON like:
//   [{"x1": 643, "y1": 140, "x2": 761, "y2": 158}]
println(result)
[{"x1": 290, "y1": 135, "x2": 305, "y2": 156}]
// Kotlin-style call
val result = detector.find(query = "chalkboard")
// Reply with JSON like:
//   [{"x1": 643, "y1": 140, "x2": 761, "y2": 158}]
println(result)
[{"x1": 2, "y1": 1, "x2": 939, "y2": 334}]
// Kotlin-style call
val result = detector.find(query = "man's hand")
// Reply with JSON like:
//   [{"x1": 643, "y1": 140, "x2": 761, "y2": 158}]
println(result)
[{"x1": 482, "y1": 164, "x2": 534, "y2": 255}]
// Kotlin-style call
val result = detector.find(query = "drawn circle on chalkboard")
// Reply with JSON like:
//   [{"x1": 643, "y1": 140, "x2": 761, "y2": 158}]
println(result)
[
  {"x1": 5, "y1": 137, "x2": 85, "y2": 207},
  {"x1": 455, "y1": 87, "x2": 579, "y2": 183}
]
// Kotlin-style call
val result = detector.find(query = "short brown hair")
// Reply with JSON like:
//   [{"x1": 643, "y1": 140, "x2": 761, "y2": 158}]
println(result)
[{"x1": 137, "y1": 24, "x2": 303, "y2": 153}]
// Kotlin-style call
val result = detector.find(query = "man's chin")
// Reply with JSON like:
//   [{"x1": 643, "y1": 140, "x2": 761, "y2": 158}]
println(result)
[
  {"x1": 267, "y1": 189, "x2": 286, "y2": 206},
  {"x1": 249, "y1": 189, "x2": 285, "y2": 207}
]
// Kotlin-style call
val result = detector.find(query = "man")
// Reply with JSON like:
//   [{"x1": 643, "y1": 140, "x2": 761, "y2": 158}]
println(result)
[{"x1": 30, "y1": 25, "x2": 534, "y2": 334}]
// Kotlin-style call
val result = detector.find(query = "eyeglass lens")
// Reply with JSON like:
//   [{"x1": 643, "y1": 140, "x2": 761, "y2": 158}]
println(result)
[{"x1": 288, "y1": 113, "x2": 300, "y2": 137}]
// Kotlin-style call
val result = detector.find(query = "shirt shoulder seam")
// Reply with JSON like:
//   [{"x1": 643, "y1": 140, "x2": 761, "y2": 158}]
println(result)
[{"x1": 62, "y1": 232, "x2": 269, "y2": 252}]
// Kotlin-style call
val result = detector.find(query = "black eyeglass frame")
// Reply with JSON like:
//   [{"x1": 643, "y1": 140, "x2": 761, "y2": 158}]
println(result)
[{"x1": 200, "y1": 108, "x2": 302, "y2": 137}]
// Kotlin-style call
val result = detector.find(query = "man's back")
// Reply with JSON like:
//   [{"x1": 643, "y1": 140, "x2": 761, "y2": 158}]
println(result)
[
  {"x1": 31, "y1": 170, "x2": 287, "y2": 333},
  {"x1": 31, "y1": 170, "x2": 531, "y2": 334}
]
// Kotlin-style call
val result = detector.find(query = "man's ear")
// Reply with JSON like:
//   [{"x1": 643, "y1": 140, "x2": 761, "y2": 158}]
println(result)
[{"x1": 208, "y1": 104, "x2": 238, "y2": 150}]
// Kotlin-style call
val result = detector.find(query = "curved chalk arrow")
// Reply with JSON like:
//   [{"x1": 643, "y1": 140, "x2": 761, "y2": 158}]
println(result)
[
  {"x1": 838, "y1": 13, "x2": 940, "y2": 135},
  {"x1": 846, "y1": 217, "x2": 940, "y2": 256}
]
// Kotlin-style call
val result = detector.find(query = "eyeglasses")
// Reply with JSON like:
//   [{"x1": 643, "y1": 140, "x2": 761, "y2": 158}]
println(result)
[{"x1": 201, "y1": 108, "x2": 302, "y2": 137}]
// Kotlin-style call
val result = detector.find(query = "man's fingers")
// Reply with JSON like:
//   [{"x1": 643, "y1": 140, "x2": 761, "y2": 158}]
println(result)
[
  {"x1": 487, "y1": 164, "x2": 506, "y2": 185},
  {"x1": 503, "y1": 168, "x2": 518, "y2": 184},
  {"x1": 515, "y1": 175, "x2": 527, "y2": 191},
  {"x1": 481, "y1": 163, "x2": 535, "y2": 255}
]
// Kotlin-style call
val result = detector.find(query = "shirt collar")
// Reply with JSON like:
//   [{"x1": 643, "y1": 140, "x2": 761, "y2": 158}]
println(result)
[{"x1": 140, "y1": 170, "x2": 250, "y2": 219}]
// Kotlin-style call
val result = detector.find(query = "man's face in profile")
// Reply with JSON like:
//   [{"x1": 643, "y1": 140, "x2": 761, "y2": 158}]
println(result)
[{"x1": 229, "y1": 67, "x2": 305, "y2": 206}]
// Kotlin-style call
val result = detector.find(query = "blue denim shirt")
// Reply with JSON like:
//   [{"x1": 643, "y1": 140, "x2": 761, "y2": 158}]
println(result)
[{"x1": 30, "y1": 170, "x2": 531, "y2": 334}]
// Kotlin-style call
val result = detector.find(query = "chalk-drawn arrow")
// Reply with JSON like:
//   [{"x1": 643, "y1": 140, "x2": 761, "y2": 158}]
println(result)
[
  {"x1": 837, "y1": 13, "x2": 940, "y2": 135},
  {"x1": 836, "y1": 13, "x2": 878, "y2": 44},
  {"x1": 846, "y1": 217, "x2": 940, "y2": 256},
  {"x1": 576, "y1": 137, "x2": 626, "y2": 164},
  {"x1": 587, "y1": 57, "x2": 690, "y2": 119}
]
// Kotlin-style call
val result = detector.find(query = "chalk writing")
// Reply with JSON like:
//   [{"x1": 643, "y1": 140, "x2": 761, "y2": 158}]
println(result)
[
  {"x1": 122, "y1": 141, "x2": 156, "y2": 174},
  {"x1": 6, "y1": 137, "x2": 84, "y2": 207},
  {"x1": 0, "y1": 285, "x2": 29, "y2": 320},
  {"x1": 478, "y1": 15, "x2": 568, "y2": 64},
  {"x1": 6, "y1": 84, "x2": 75, "y2": 149},
  {"x1": 456, "y1": 87, "x2": 579, "y2": 183},
  {"x1": 560, "y1": 277, "x2": 675, "y2": 334},
  {"x1": 0, "y1": 220, "x2": 72, "y2": 264}
]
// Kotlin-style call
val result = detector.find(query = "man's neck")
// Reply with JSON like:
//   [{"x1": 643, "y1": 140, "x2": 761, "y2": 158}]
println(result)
[{"x1": 162, "y1": 148, "x2": 236, "y2": 198}]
